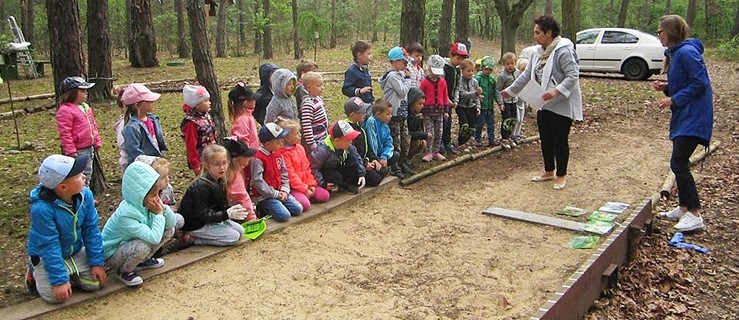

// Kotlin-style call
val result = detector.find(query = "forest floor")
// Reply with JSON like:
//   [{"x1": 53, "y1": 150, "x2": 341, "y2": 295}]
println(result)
[{"x1": 0, "y1": 38, "x2": 736, "y2": 319}]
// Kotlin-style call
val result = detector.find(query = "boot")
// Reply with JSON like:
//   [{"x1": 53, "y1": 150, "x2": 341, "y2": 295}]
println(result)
[
  {"x1": 400, "y1": 161, "x2": 416, "y2": 176},
  {"x1": 338, "y1": 182, "x2": 359, "y2": 194},
  {"x1": 390, "y1": 164, "x2": 405, "y2": 179}
]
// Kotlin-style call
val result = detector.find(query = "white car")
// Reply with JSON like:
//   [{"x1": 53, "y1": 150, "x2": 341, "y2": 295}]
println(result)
[{"x1": 576, "y1": 28, "x2": 665, "y2": 80}]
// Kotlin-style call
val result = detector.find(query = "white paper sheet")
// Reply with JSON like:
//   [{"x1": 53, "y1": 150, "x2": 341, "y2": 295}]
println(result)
[{"x1": 518, "y1": 80, "x2": 546, "y2": 110}]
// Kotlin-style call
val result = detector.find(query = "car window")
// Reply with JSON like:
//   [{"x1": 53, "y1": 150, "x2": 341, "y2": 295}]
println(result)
[
  {"x1": 601, "y1": 31, "x2": 639, "y2": 44},
  {"x1": 576, "y1": 31, "x2": 600, "y2": 44}
]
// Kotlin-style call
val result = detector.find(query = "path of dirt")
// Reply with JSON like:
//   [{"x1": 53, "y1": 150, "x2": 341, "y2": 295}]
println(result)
[{"x1": 40, "y1": 89, "x2": 673, "y2": 319}]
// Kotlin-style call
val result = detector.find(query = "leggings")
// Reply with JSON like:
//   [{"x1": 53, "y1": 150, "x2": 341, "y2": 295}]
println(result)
[
  {"x1": 537, "y1": 110, "x2": 573, "y2": 177},
  {"x1": 671, "y1": 136, "x2": 702, "y2": 211}
]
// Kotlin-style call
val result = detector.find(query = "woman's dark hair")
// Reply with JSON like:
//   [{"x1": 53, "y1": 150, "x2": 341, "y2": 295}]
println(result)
[{"x1": 533, "y1": 15, "x2": 560, "y2": 38}]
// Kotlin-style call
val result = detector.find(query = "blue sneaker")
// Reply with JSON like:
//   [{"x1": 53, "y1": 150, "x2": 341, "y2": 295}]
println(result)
[{"x1": 135, "y1": 258, "x2": 165, "y2": 271}]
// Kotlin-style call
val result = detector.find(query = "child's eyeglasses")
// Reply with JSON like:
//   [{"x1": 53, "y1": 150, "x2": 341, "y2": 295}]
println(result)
[{"x1": 210, "y1": 161, "x2": 228, "y2": 168}]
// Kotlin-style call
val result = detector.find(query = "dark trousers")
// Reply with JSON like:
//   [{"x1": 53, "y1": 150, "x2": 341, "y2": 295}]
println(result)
[
  {"x1": 442, "y1": 112, "x2": 452, "y2": 146},
  {"x1": 456, "y1": 107, "x2": 478, "y2": 145},
  {"x1": 501, "y1": 103, "x2": 517, "y2": 139},
  {"x1": 475, "y1": 109, "x2": 495, "y2": 142},
  {"x1": 321, "y1": 164, "x2": 361, "y2": 187},
  {"x1": 671, "y1": 136, "x2": 702, "y2": 211},
  {"x1": 537, "y1": 110, "x2": 573, "y2": 177}
]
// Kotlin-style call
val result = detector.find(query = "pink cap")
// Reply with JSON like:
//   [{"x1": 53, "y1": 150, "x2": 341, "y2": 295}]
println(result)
[{"x1": 121, "y1": 83, "x2": 161, "y2": 105}]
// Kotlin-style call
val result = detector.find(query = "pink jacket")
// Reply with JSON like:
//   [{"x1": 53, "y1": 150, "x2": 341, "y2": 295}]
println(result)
[
  {"x1": 228, "y1": 169, "x2": 255, "y2": 214},
  {"x1": 280, "y1": 144, "x2": 317, "y2": 194},
  {"x1": 230, "y1": 111, "x2": 259, "y2": 149},
  {"x1": 56, "y1": 102, "x2": 102, "y2": 155}
]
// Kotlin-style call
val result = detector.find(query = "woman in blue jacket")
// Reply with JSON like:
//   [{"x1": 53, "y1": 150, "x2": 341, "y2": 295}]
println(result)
[{"x1": 653, "y1": 15, "x2": 713, "y2": 232}]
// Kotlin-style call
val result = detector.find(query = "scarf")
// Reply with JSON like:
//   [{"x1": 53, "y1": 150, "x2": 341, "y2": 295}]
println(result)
[{"x1": 535, "y1": 36, "x2": 562, "y2": 84}]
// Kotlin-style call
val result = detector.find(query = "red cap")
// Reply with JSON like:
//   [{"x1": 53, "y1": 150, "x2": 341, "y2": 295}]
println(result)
[
  {"x1": 450, "y1": 42, "x2": 469, "y2": 57},
  {"x1": 330, "y1": 120, "x2": 361, "y2": 141}
]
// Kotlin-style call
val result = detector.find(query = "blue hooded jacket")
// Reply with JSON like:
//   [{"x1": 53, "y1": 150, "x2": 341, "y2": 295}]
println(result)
[
  {"x1": 102, "y1": 162, "x2": 178, "y2": 259},
  {"x1": 27, "y1": 186, "x2": 104, "y2": 286},
  {"x1": 665, "y1": 39, "x2": 713, "y2": 145},
  {"x1": 363, "y1": 115, "x2": 394, "y2": 160},
  {"x1": 122, "y1": 113, "x2": 168, "y2": 166}
]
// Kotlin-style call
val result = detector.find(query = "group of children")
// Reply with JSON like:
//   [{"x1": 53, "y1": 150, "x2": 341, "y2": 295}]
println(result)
[{"x1": 25, "y1": 40, "x2": 531, "y2": 303}]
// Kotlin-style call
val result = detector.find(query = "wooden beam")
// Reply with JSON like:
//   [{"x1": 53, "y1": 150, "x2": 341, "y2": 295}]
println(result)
[{"x1": 482, "y1": 207, "x2": 611, "y2": 235}]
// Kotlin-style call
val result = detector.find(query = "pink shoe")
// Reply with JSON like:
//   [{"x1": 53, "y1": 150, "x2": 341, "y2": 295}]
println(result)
[
  {"x1": 432, "y1": 153, "x2": 446, "y2": 161},
  {"x1": 422, "y1": 153, "x2": 433, "y2": 162}
]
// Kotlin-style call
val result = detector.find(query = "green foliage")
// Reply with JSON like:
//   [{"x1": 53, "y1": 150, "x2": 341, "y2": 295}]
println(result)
[
  {"x1": 715, "y1": 35, "x2": 739, "y2": 61},
  {"x1": 297, "y1": 11, "x2": 329, "y2": 48}
]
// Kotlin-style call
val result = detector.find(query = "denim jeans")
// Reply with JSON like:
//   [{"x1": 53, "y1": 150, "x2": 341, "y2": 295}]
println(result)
[
  {"x1": 475, "y1": 109, "x2": 495, "y2": 142},
  {"x1": 671, "y1": 136, "x2": 702, "y2": 211},
  {"x1": 257, "y1": 196, "x2": 303, "y2": 222}
]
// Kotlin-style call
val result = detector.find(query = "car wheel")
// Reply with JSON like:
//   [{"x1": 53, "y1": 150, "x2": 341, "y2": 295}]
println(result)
[{"x1": 622, "y1": 58, "x2": 649, "y2": 80}]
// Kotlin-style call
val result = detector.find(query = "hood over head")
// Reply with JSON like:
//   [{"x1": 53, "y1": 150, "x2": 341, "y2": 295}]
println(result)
[
  {"x1": 259, "y1": 63, "x2": 279, "y2": 88},
  {"x1": 270, "y1": 68, "x2": 298, "y2": 99},
  {"x1": 122, "y1": 162, "x2": 161, "y2": 211}
]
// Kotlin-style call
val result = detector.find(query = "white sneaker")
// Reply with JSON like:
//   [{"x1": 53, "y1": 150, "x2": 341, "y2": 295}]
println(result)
[
  {"x1": 658, "y1": 206, "x2": 685, "y2": 221},
  {"x1": 673, "y1": 212, "x2": 704, "y2": 232}
]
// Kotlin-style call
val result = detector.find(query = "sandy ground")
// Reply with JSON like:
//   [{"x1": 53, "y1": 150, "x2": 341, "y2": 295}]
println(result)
[{"x1": 39, "y1": 103, "x2": 672, "y2": 319}]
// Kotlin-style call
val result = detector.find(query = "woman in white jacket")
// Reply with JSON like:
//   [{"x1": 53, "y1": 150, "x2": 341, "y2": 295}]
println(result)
[{"x1": 502, "y1": 15, "x2": 583, "y2": 190}]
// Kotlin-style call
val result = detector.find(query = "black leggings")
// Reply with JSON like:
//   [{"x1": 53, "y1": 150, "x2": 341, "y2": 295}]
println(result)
[
  {"x1": 671, "y1": 136, "x2": 702, "y2": 211},
  {"x1": 501, "y1": 103, "x2": 517, "y2": 139},
  {"x1": 537, "y1": 110, "x2": 573, "y2": 177}
]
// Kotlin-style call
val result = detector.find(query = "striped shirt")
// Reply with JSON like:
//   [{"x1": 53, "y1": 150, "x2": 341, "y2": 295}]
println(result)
[{"x1": 300, "y1": 96, "x2": 329, "y2": 150}]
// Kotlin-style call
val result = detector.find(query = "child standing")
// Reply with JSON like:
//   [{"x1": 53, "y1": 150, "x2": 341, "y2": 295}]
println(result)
[
  {"x1": 255, "y1": 63, "x2": 279, "y2": 125},
  {"x1": 223, "y1": 138, "x2": 258, "y2": 221},
  {"x1": 513, "y1": 58, "x2": 530, "y2": 141},
  {"x1": 407, "y1": 87, "x2": 428, "y2": 159},
  {"x1": 344, "y1": 97, "x2": 388, "y2": 187},
  {"x1": 121, "y1": 83, "x2": 167, "y2": 167},
  {"x1": 475, "y1": 56, "x2": 503, "y2": 147},
  {"x1": 441, "y1": 42, "x2": 469, "y2": 154},
  {"x1": 277, "y1": 119, "x2": 330, "y2": 211},
  {"x1": 114, "y1": 86, "x2": 129, "y2": 172},
  {"x1": 251, "y1": 123, "x2": 304, "y2": 221},
  {"x1": 310, "y1": 120, "x2": 366, "y2": 194},
  {"x1": 55, "y1": 77, "x2": 101, "y2": 184},
  {"x1": 102, "y1": 162, "x2": 179, "y2": 287},
  {"x1": 180, "y1": 84, "x2": 218, "y2": 176},
  {"x1": 264, "y1": 68, "x2": 299, "y2": 123},
  {"x1": 179, "y1": 145, "x2": 246, "y2": 246},
  {"x1": 26, "y1": 155, "x2": 107, "y2": 303},
  {"x1": 420, "y1": 55, "x2": 451, "y2": 162},
  {"x1": 379, "y1": 46, "x2": 414, "y2": 177},
  {"x1": 497, "y1": 52, "x2": 521, "y2": 149},
  {"x1": 300, "y1": 71, "x2": 330, "y2": 151},
  {"x1": 456, "y1": 59, "x2": 481, "y2": 150},
  {"x1": 364, "y1": 99, "x2": 401, "y2": 178},
  {"x1": 295, "y1": 60, "x2": 319, "y2": 106},
  {"x1": 228, "y1": 82, "x2": 261, "y2": 149},
  {"x1": 405, "y1": 42, "x2": 425, "y2": 88},
  {"x1": 342, "y1": 40, "x2": 375, "y2": 104}
]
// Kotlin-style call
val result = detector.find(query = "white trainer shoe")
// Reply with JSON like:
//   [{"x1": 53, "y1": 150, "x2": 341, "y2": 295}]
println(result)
[
  {"x1": 673, "y1": 212, "x2": 704, "y2": 232},
  {"x1": 658, "y1": 206, "x2": 685, "y2": 221}
]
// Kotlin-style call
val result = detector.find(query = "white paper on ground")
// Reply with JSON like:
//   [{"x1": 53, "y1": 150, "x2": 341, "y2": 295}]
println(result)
[{"x1": 517, "y1": 80, "x2": 546, "y2": 110}]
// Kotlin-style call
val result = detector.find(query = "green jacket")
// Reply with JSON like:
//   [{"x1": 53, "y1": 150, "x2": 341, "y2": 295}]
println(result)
[
  {"x1": 475, "y1": 71, "x2": 501, "y2": 110},
  {"x1": 102, "y1": 162, "x2": 177, "y2": 258}
]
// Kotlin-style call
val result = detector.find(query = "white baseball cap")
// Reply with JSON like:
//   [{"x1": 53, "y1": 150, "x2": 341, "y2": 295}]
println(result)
[{"x1": 427, "y1": 55, "x2": 446, "y2": 76}]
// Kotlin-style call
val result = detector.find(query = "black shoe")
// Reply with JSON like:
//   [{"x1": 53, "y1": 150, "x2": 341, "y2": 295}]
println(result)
[
  {"x1": 400, "y1": 162, "x2": 416, "y2": 175},
  {"x1": 25, "y1": 262, "x2": 39, "y2": 297},
  {"x1": 338, "y1": 182, "x2": 360, "y2": 194},
  {"x1": 390, "y1": 164, "x2": 405, "y2": 179}
]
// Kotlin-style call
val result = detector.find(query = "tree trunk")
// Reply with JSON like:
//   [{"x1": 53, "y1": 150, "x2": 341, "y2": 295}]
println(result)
[
  {"x1": 87, "y1": 0, "x2": 113, "y2": 103},
  {"x1": 187, "y1": 0, "x2": 227, "y2": 142},
  {"x1": 438, "y1": 0, "x2": 454, "y2": 56},
  {"x1": 686, "y1": 0, "x2": 697, "y2": 27},
  {"x1": 616, "y1": 0, "x2": 629, "y2": 27},
  {"x1": 330, "y1": 0, "x2": 337, "y2": 48},
  {"x1": 733, "y1": 0, "x2": 739, "y2": 37},
  {"x1": 400, "y1": 0, "x2": 426, "y2": 47},
  {"x1": 665, "y1": 0, "x2": 671, "y2": 15},
  {"x1": 455, "y1": 0, "x2": 469, "y2": 44},
  {"x1": 216, "y1": 0, "x2": 228, "y2": 57},
  {"x1": 21, "y1": 0, "x2": 34, "y2": 46},
  {"x1": 128, "y1": 0, "x2": 159, "y2": 67},
  {"x1": 545, "y1": 0, "x2": 553, "y2": 16},
  {"x1": 561, "y1": 0, "x2": 581, "y2": 43},
  {"x1": 176, "y1": 0, "x2": 189, "y2": 58},
  {"x1": 292, "y1": 0, "x2": 301, "y2": 59},
  {"x1": 262, "y1": 0, "x2": 273, "y2": 59},
  {"x1": 253, "y1": 0, "x2": 262, "y2": 54},
  {"x1": 46, "y1": 0, "x2": 86, "y2": 98},
  {"x1": 238, "y1": 0, "x2": 245, "y2": 56},
  {"x1": 493, "y1": 0, "x2": 536, "y2": 58}
]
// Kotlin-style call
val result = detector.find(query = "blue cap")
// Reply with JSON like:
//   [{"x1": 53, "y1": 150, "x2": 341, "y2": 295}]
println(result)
[
  {"x1": 258, "y1": 123, "x2": 291, "y2": 143},
  {"x1": 388, "y1": 46, "x2": 411, "y2": 62}
]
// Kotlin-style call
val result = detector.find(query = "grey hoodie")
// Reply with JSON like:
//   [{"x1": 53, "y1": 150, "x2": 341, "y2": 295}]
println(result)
[
  {"x1": 379, "y1": 69, "x2": 411, "y2": 118},
  {"x1": 264, "y1": 68, "x2": 298, "y2": 123}
]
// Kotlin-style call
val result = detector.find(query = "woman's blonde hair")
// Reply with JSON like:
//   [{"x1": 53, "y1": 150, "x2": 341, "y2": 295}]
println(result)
[
  {"x1": 200, "y1": 144, "x2": 229, "y2": 184},
  {"x1": 659, "y1": 15, "x2": 690, "y2": 73}
]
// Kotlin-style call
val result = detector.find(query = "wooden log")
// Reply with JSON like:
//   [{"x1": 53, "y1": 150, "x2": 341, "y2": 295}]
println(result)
[
  {"x1": 0, "y1": 93, "x2": 56, "y2": 106},
  {"x1": 659, "y1": 140, "x2": 721, "y2": 199}
]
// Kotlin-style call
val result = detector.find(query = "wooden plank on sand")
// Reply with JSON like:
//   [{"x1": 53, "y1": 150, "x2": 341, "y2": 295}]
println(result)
[{"x1": 482, "y1": 207, "x2": 609, "y2": 235}]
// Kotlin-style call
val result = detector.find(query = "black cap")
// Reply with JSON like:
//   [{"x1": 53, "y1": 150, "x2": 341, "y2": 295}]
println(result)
[
  {"x1": 223, "y1": 138, "x2": 257, "y2": 158},
  {"x1": 228, "y1": 82, "x2": 261, "y2": 104}
]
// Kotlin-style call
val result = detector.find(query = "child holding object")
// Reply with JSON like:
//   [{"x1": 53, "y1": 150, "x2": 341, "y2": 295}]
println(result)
[
  {"x1": 497, "y1": 52, "x2": 521, "y2": 149},
  {"x1": 102, "y1": 162, "x2": 180, "y2": 287},
  {"x1": 25, "y1": 155, "x2": 107, "y2": 303},
  {"x1": 251, "y1": 123, "x2": 304, "y2": 221},
  {"x1": 277, "y1": 119, "x2": 330, "y2": 211},
  {"x1": 379, "y1": 46, "x2": 415, "y2": 177},
  {"x1": 456, "y1": 59, "x2": 481, "y2": 151},
  {"x1": 228, "y1": 82, "x2": 261, "y2": 149},
  {"x1": 342, "y1": 40, "x2": 375, "y2": 104},
  {"x1": 180, "y1": 84, "x2": 218, "y2": 176},
  {"x1": 223, "y1": 138, "x2": 258, "y2": 221},
  {"x1": 179, "y1": 145, "x2": 246, "y2": 246},
  {"x1": 310, "y1": 120, "x2": 366, "y2": 194},
  {"x1": 55, "y1": 77, "x2": 101, "y2": 184}
]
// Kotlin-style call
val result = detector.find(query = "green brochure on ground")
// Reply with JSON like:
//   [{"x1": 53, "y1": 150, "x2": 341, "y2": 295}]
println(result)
[
  {"x1": 588, "y1": 211, "x2": 619, "y2": 222},
  {"x1": 558, "y1": 206, "x2": 589, "y2": 217},
  {"x1": 570, "y1": 235, "x2": 600, "y2": 249},
  {"x1": 582, "y1": 220, "x2": 616, "y2": 234}
]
